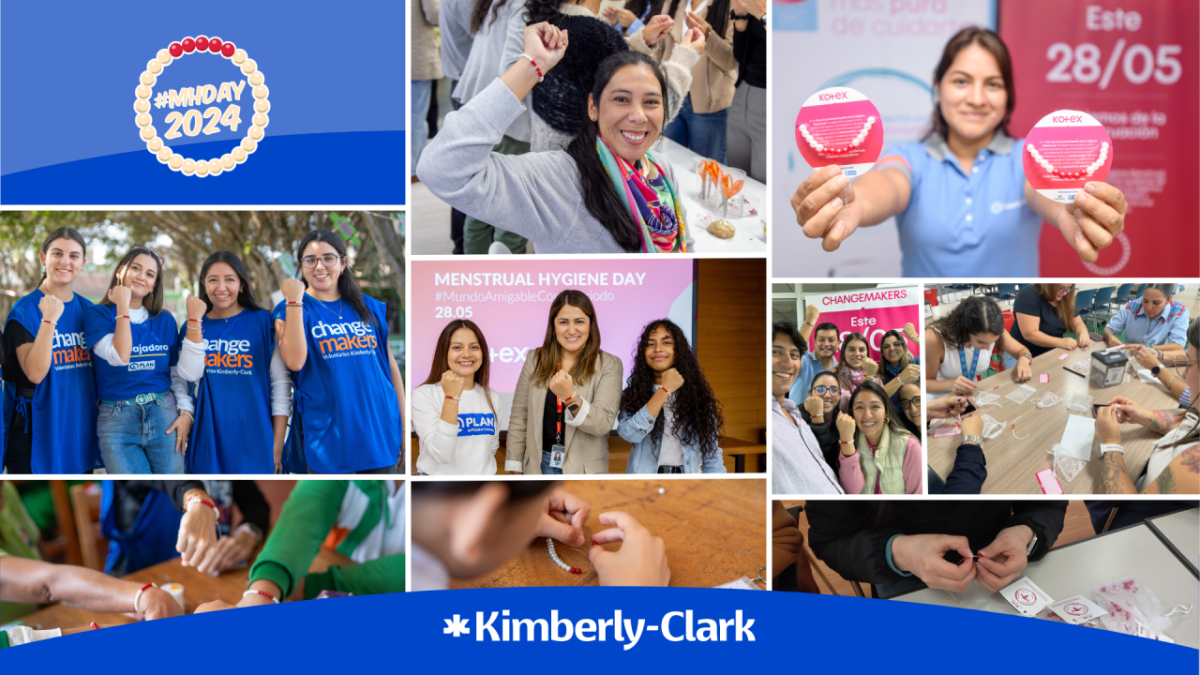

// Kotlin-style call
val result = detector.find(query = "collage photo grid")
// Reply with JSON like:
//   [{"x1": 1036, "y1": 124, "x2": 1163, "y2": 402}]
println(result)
[{"x1": 1, "y1": 0, "x2": 1198, "y2": 654}]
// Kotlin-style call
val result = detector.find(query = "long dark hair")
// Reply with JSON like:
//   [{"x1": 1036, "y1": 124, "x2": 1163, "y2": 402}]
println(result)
[
  {"x1": 39, "y1": 228, "x2": 87, "y2": 284},
  {"x1": 565, "y1": 51, "x2": 669, "y2": 253},
  {"x1": 666, "y1": 0, "x2": 729, "y2": 39},
  {"x1": 926, "y1": 27, "x2": 1015, "y2": 141},
  {"x1": 896, "y1": 382, "x2": 923, "y2": 438},
  {"x1": 621, "y1": 319, "x2": 724, "y2": 460},
  {"x1": 929, "y1": 295, "x2": 1006, "y2": 351},
  {"x1": 99, "y1": 246, "x2": 165, "y2": 316},
  {"x1": 524, "y1": 0, "x2": 564, "y2": 25},
  {"x1": 772, "y1": 322, "x2": 807, "y2": 356},
  {"x1": 848, "y1": 381, "x2": 912, "y2": 443},
  {"x1": 471, "y1": 0, "x2": 511, "y2": 34},
  {"x1": 295, "y1": 230, "x2": 375, "y2": 329},
  {"x1": 198, "y1": 251, "x2": 263, "y2": 314},
  {"x1": 423, "y1": 319, "x2": 497, "y2": 417},
  {"x1": 532, "y1": 290, "x2": 602, "y2": 387},
  {"x1": 1161, "y1": 318, "x2": 1200, "y2": 450},
  {"x1": 880, "y1": 329, "x2": 914, "y2": 369}
]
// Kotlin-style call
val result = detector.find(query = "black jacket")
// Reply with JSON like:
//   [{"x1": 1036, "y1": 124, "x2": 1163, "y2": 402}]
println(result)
[
  {"x1": 800, "y1": 406, "x2": 842, "y2": 476},
  {"x1": 806, "y1": 501, "x2": 1067, "y2": 586}
]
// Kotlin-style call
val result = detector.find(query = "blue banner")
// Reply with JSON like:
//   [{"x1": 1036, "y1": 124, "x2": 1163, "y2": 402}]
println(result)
[
  {"x1": 2, "y1": 589, "x2": 1194, "y2": 667},
  {"x1": 0, "y1": 0, "x2": 405, "y2": 205}
]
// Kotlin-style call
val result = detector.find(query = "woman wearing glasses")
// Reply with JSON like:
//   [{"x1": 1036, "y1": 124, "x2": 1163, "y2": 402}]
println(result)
[
  {"x1": 1096, "y1": 318, "x2": 1200, "y2": 494},
  {"x1": 1008, "y1": 284, "x2": 1089, "y2": 364},
  {"x1": 274, "y1": 230, "x2": 404, "y2": 474},
  {"x1": 879, "y1": 326, "x2": 922, "y2": 407},
  {"x1": 895, "y1": 382, "x2": 923, "y2": 438},
  {"x1": 799, "y1": 371, "x2": 846, "y2": 475},
  {"x1": 83, "y1": 246, "x2": 207, "y2": 473}
]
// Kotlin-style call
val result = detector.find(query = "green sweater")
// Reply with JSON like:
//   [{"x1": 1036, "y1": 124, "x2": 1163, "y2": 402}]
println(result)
[{"x1": 248, "y1": 480, "x2": 405, "y2": 598}]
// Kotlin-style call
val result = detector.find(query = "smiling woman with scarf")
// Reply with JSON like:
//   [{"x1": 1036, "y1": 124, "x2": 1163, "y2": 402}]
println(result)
[{"x1": 418, "y1": 23, "x2": 692, "y2": 254}]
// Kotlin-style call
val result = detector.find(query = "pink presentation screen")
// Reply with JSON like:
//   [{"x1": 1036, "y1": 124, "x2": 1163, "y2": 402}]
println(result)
[{"x1": 411, "y1": 259, "x2": 696, "y2": 430}]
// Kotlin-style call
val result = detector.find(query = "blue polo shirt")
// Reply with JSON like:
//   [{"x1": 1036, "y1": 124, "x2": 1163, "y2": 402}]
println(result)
[
  {"x1": 877, "y1": 131, "x2": 1043, "y2": 277},
  {"x1": 1106, "y1": 300, "x2": 1189, "y2": 347}
]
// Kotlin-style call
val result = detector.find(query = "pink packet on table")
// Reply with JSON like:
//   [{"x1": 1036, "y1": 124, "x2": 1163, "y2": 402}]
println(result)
[
  {"x1": 933, "y1": 424, "x2": 961, "y2": 438},
  {"x1": 1039, "y1": 374, "x2": 1050, "y2": 383},
  {"x1": 1058, "y1": 353, "x2": 1071, "y2": 360},
  {"x1": 1036, "y1": 468, "x2": 1064, "y2": 494}
]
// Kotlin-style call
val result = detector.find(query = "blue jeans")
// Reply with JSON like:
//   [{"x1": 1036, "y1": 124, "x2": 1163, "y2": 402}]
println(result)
[
  {"x1": 97, "y1": 394, "x2": 185, "y2": 474},
  {"x1": 411, "y1": 79, "x2": 433, "y2": 171},
  {"x1": 540, "y1": 450, "x2": 564, "y2": 475},
  {"x1": 664, "y1": 94, "x2": 728, "y2": 163}
]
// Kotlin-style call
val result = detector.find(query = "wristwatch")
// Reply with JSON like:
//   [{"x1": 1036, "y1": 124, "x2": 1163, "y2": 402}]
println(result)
[
  {"x1": 962, "y1": 434, "x2": 984, "y2": 446},
  {"x1": 1099, "y1": 443, "x2": 1125, "y2": 456},
  {"x1": 1151, "y1": 364, "x2": 1163, "y2": 376},
  {"x1": 1025, "y1": 533, "x2": 1038, "y2": 556}
]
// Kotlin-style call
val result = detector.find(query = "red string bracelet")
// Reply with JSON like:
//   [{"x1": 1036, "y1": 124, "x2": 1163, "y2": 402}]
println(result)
[
  {"x1": 520, "y1": 54, "x2": 544, "y2": 82},
  {"x1": 243, "y1": 589, "x2": 280, "y2": 604}
]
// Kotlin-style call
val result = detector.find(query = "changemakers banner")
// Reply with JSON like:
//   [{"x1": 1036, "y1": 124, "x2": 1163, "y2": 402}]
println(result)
[
  {"x1": 1, "y1": 589, "x2": 1193, "y2": 668},
  {"x1": 805, "y1": 285, "x2": 921, "y2": 360},
  {"x1": 1000, "y1": 0, "x2": 1199, "y2": 276}
]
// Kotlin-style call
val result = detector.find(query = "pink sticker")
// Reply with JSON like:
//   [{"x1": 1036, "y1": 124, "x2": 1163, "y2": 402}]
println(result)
[
  {"x1": 1039, "y1": 374, "x2": 1050, "y2": 383},
  {"x1": 1058, "y1": 353, "x2": 1071, "y2": 360},
  {"x1": 795, "y1": 87, "x2": 883, "y2": 178},
  {"x1": 1023, "y1": 110, "x2": 1114, "y2": 203},
  {"x1": 1036, "y1": 468, "x2": 1064, "y2": 495},
  {"x1": 932, "y1": 424, "x2": 961, "y2": 438}
]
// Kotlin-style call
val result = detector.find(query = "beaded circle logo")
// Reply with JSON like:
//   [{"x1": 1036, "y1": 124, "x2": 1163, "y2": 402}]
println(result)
[
  {"x1": 794, "y1": 87, "x2": 883, "y2": 178},
  {"x1": 133, "y1": 36, "x2": 271, "y2": 177},
  {"x1": 1023, "y1": 110, "x2": 1113, "y2": 203},
  {"x1": 1014, "y1": 589, "x2": 1038, "y2": 606}
]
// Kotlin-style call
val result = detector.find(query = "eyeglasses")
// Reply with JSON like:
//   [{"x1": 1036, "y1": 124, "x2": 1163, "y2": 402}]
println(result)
[
  {"x1": 812, "y1": 385, "x2": 840, "y2": 395},
  {"x1": 899, "y1": 397, "x2": 922, "y2": 410},
  {"x1": 882, "y1": 341, "x2": 905, "y2": 350},
  {"x1": 1172, "y1": 357, "x2": 1196, "y2": 374},
  {"x1": 1057, "y1": 284, "x2": 1075, "y2": 295},
  {"x1": 302, "y1": 254, "x2": 344, "y2": 269}
]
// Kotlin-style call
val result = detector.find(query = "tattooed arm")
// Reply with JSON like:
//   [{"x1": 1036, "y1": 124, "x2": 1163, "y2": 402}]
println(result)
[
  {"x1": 1099, "y1": 451, "x2": 1139, "y2": 494},
  {"x1": 1144, "y1": 408, "x2": 1186, "y2": 435},
  {"x1": 1144, "y1": 447, "x2": 1200, "y2": 494}
]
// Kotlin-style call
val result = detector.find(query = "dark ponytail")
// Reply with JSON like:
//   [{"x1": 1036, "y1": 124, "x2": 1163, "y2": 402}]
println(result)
[
  {"x1": 295, "y1": 230, "x2": 376, "y2": 330},
  {"x1": 471, "y1": 0, "x2": 511, "y2": 34},
  {"x1": 565, "y1": 51, "x2": 670, "y2": 253}
]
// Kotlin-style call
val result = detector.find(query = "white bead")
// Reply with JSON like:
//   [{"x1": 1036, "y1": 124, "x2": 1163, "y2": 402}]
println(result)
[
  {"x1": 241, "y1": 137, "x2": 258, "y2": 153},
  {"x1": 221, "y1": 154, "x2": 236, "y2": 170},
  {"x1": 157, "y1": 147, "x2": 173, "y2": 163},
  {"x1": 254, "y1": 99, "x2": 271, "y2": 114},
  {"x1": 248, "y1": 71, "x2": 264, "y2": 86},
  {"x1": 147, "y1": 137, "x2": 163, "y2": 153},
  {"x1": 248, "y1": 125, "x2": 264, "y2": 141},
  {"x1": 157, "y1": 49, "x2": 173, "y2": 65},
  {"x1": 253, "y1": 85, "x2": 269, "y2": 99},
  {"x1": 140, "y1": 126, "x2": 157, "y2": 141},
  {"x1": 140, "y1": 71, "x2": 156, "y2": 86},
  {"x1": 136, "y1": 85, "x2": 152, "y2": 99},
  {"x1": 182, "y1": 159, "x2": 196, "y2": 175},
  {"x1": 169, "y1": 155, "x2": 183, "y2": 171},
  {"x1": 232, "y1": 147, "x2": 248, "y2": 163},
  {"x1": 147, "y1": 60, "x2": 163, "y2": 75},
  {"x1": 208, "y1": 159, "x2": 223, "y2": 176},
  {"x1": 253, "y1": 113, "x2": 269, "y2": 128},
  {"x1": 658, "y1": 487, "x2": 666, "y2": 494},
  {"x1": 195, "y1": 160, "x2": 209, "y2": 177},
  {"x1": 136, "y1": 113, "x2": 152, "y2": 128},
  {"x1": 134, "y1": 99, "x2": 150, "y2": 113},
  {"x1": 232, "y1": 49, "x2": 248, "y2": 65},
  {"x1": 241, "y1": 59, "x2": 257, "y2": 75}
]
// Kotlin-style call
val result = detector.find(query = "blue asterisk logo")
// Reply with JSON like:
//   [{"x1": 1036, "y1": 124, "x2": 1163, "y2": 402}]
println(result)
[{"x1": 444, "y1": 614, "x2": 470, "y2": 637}]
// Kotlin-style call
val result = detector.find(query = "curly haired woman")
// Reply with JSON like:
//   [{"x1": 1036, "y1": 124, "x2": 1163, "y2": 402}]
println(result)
[{"x1": 618, "y1": 319, "x2": 725, "y2": 473}]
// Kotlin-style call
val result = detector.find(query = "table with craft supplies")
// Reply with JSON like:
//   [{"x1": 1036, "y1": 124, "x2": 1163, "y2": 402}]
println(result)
[
  {"x1": 652, "y1": 139, "x2": 767, "y2": 253},
  {"x1": 1146, "y1": 508, "x2": 1200, "y2": 577},
  {"x1": 927, "y1": 343, "x2": 1180, "y2": 494},
  {"x1": 450, "y1": 479, "x2": 766, "y2": 589},
  {"x1": 18, "y1": 547, "x2": 355, "y2": 630},
  {"x1": 889, "y1": 522, "x2": 1199, "y2": 647}
]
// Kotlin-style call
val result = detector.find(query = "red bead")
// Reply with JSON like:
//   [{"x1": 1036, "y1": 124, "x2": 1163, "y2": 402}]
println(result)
[
  {"x1": 169, "y1": 42, "x2": 183, "y2": 57},
  {"x1": 181, "y1": 38, "x2": 195, "y2": 53},
  {"x1": 570, "y1": 568, "x2": 581, "y2": 574},
  {"x1": 208, "y1": 38, "x2": 222, "y2": 53},
  {"x1": 195, "y1": 36, "x2": 209, "y2": 51},
  {"x1": 221, "y1": 41, "x2": 235, "y2": 57}
]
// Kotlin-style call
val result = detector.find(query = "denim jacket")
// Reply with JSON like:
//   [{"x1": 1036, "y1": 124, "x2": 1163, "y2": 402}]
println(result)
[{"x1": 618, "y1": 405, "x2": 726, "y2": 474}]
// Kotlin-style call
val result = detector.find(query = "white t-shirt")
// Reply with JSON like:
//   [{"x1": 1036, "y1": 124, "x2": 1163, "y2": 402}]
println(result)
[
  {"x1": 655, "y1": 384, "x2": 684, "y2": 467},
  {"x1": 413, "y1": 382, "x2": 502, "y2": 475},
  {"x1": 929, "y1": 328, "x2": 993, "y2": 399}
]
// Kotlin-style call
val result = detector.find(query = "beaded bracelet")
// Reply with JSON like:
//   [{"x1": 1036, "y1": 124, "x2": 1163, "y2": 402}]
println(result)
[
  {"x1": 243, "y1": 589, "x2": 280, "y2": 604},
  {"x1": 116, "y1": 315, "x2": 131, "y2": 320},
  {"x1": 185, "y1": 495, "x2": 219, "y2": 519},
  {"x1": 286, "y1": 301, "x2": 303, "y2": 307},
  {"x1": 445, "y1": 394, "x2": 460, "y2": 401},
  {"x1": 42, "y1": 319, "x2": 56, "y2": 327},
  {"x1": 134, "y1": 583, "x2": 156, "y2": 614},
  {"x1": 91, "y1": 622, "x2": 100, "y2": 630},
  {"x1": 520, "y1": 54, "x2": 544, "y2": 82}
]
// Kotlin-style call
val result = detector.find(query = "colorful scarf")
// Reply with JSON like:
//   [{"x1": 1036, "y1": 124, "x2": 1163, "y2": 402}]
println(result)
[{"x1": 596, "y1": 138, "x2": 686, "y2": 253}]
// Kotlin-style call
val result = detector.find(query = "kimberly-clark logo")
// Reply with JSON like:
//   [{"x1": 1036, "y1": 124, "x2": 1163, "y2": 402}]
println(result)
[{"x1": 444, "y1": 610, "x2": 755, "y2": 650}]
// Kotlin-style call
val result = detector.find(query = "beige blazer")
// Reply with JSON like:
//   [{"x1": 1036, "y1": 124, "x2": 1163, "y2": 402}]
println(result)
[
  {"x1": 505, "y1": 351, "x2": 624, "y2": 474},
  {"x1": 644, "y1": 1, "x2": 738, "y2": 114}
]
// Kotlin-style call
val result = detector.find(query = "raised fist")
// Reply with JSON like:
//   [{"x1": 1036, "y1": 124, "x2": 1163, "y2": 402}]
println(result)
[
  {"x1": 899, "y1": 363, "x2": 922, "y2": 385},
  {"x1": 862, "y1": 358, "x2": 879, "y2": 378},
  {"x1": 38, "y1": 294, "x2": 64, "y2": 324},
  {"x1": 836, "y1": 413, "x2": 857, "y2": 443},
  {"x1": 281, "y1": 278, "x2": 306, "y2": 303},
  {"x1": 903, "y1": 322, "x2": 919, "y2": 343},
  {"x1": 804, "y1": 304, "x2": 821, "y2": 325},
  {"x1": 803, "y1": 396, "x2": 824, "y2": 417},
  {"x1": 186, "y1": 294, "x2": 208, "y2": 320},
  {"x1": 660, "y1": 368, "x2": 685, "y2": 393},
  {"x1": 441, "y1": 370, "x2": 465, "y2": 400},
  {"x1": 108, "y1": 285, "x2": 132, "y2": 310},
  {"x1": 549, "y1": 368, "x2": 576, "y2": 401}
]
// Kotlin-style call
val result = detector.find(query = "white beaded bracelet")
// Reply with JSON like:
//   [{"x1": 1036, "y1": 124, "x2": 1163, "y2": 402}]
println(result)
[
  {"x1": 185, "y1": 495, "x2": 219, "y2": 519},
  {"x1": 243, "y1": 589, "x2": 280, "y2": 604},
  {"x1": 134, "y1": 583, "x2": 156, "y2": 614}
]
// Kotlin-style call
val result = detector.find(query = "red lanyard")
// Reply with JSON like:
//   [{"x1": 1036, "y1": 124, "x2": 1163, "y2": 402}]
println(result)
[{"x1": 555, "y1": 395, "x2": 563, "y2": 444}]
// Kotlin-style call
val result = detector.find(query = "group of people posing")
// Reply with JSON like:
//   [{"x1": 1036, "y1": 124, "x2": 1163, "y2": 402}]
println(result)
[
  {"x1": 417, "y1": 0, "x2": 766, "y2": 254},
  {"x1": 772, "y1": 305, "x2": 924, "y2": 495},
  {"x1": 1, "y1": 228, "x2": 404, "y2": 475},
  {"x1": 924, "y1": 285, "x2": 1197, "y2": 495},
  {"x1": 413, "y1": 289, "x2": 726, "y2": 475}
]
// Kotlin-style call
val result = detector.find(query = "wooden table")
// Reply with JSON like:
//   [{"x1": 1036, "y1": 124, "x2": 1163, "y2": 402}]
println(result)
[
  {"x1": 927, "y1": 343, "x2": 1179, "y2": 494},
  {"x1": 451, "y1": 479, "x2": 766, "y2": 589},
  {"x1": 891, "y1": 522, "x2": 1200, "y2": 648},
  {"x1": 19, "y1": 547, "x2": 354, "y2": 630}
]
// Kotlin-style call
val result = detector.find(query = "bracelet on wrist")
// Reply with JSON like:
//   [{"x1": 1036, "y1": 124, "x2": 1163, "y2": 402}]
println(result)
[
  {"x1": 185, "y1": 495, "x2": 219, "y2": 519},
  {"x1": 42, "y1": 319, "x2": 56, "y2": 327},
  {"x1": 243, "y1": 589, "x2": 280, "y2": 604},
  {"x1": 134, "y1": 583, "x2": 156, "y2": 614},
  {"x1": 116, "y1": 315, "x2": 131, "y2": 320},
  {"x1": 444, "y1": 394, "x2": 459, "y2": 401},
  {"x1": 520, "y1": 53, "x2": 544, "y2": 82}
]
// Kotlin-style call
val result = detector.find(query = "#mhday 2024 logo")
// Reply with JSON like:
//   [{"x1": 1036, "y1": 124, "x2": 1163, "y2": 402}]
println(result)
[{"x1": 134, "y1": 36, "x2": 271, "y2": 177}]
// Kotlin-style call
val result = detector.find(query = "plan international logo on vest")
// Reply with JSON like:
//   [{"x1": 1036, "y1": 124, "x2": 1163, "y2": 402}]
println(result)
[
  {"x1": 128, "y1": 343, "x2": 172, "y2": 371},
  {"x1": 312, "y1": 320, "x2": 378, "y2": 356},
  {"x1": 51, "y1": 331, "x2": 91, "y2": 366}
]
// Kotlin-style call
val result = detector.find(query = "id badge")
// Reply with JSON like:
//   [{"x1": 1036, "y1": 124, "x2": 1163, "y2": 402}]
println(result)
[{"x1": 550, "y1": 445, "x2": 565, "y2": 469}]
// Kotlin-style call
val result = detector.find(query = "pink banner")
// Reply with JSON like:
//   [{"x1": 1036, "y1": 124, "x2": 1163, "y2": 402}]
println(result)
[
  {"x1": 410, "y1": 260, "x2": 696, "y2": 393},
  {"x1": 805, "y1": 287, "x2": 921, "y2": 362}
]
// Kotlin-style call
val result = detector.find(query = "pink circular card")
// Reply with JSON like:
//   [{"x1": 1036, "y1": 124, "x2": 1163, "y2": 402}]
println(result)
[
  {"x1": 1023, "y1": 110, "x2": 1114, "y2": 203},
  {"x1": 794, "y1": 87, "x2": 883, "y2": 178}
]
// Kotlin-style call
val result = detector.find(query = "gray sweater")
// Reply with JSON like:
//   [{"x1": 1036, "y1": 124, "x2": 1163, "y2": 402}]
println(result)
[
  {"x1": 419, "y1": 79, "x2": 692, "y2": 254},
  {"x1": 451, "y1": 0, "x2": 531, "y2": 142}
]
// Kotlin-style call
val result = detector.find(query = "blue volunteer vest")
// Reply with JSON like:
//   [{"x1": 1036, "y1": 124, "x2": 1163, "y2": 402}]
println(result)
[
  {"x1": 101, "y1": 481, "x2": 233, "y2": 575},
  {"x1": 3, "y1": 290, "x2": 100, "y2": 472},
  {"x1": 272, "y1": 295, "x2": 401, "y2": 473},
  {"x1": 182, "y1": 309, "x2": 276, "y2": 473},
  {"x1": 83, "y1": 303, "x2": 181, "y2": 401}
]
